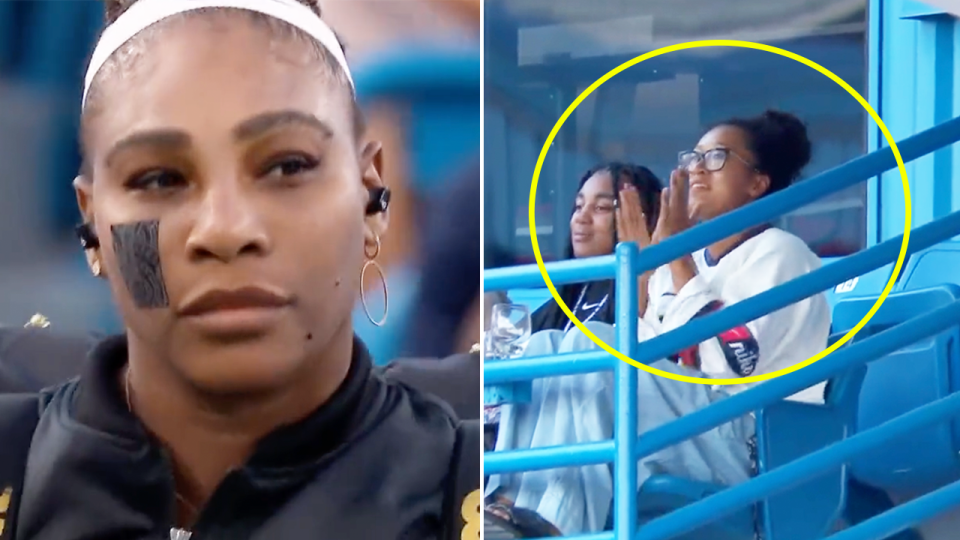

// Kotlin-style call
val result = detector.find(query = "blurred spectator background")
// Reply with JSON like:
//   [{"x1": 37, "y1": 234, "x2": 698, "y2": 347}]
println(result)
[{"x1": 0, "y1": 0, "x2": 481, "y2": 365}]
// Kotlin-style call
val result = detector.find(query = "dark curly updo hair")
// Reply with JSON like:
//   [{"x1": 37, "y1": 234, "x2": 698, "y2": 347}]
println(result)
[{"x1": 716, "y1": 109, "x2": 812, "y2": 196}]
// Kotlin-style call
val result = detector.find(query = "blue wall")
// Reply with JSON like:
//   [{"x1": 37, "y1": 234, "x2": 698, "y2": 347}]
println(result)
[{"x1": 873, "y1": 0, "x2": 960, "y2": 243}]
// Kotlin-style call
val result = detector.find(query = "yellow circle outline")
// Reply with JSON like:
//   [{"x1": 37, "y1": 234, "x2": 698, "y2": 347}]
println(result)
[{"x1": 528, "y1": 39, "x2": 912, "y2": 385}]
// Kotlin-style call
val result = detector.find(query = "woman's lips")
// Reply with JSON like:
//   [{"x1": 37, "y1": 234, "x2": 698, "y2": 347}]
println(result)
[{"x1": 178, "y1": 286, "x2": 293, "y2": 338}]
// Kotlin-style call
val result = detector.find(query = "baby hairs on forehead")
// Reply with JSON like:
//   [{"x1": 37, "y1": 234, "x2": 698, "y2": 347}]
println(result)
[
  {"x1": 577, "y1": 162, "x2": 662, "y2": 232},
  {"x1": 79, "y1": 0, "x2": 365, "y2": 177}
]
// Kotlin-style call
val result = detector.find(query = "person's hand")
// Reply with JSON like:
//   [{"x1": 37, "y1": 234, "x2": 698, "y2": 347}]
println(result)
[
  {"x1": 617, "y1": 184, "x2": 655, "y2": 313},
  {"x1": 652, "y1": 168, "x2": 694, "y2": 244},
  {"x1": 616, "y1": 183, "x2": 653, "y2": 249},
  {"x1": 485, "y1": 499, "x2": 564, "y2": 538},
  {"x1": 652, "y1": 169, "x2": 698, "y2": 290}
]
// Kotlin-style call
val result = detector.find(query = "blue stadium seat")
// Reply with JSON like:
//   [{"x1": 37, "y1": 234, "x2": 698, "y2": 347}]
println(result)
[
  {"x1": 894, "y1": 240, "x2": 960, "y2": 291},
  {"x1": 637, "y1": 364, "x2": 865, "y2": 540},
  {"x1": 832, "y1": 284, "x2": 960, "y2": 496},
  {"x1": 824, "y1": 260, "x2": 897, "y2": 312},
  {"x1": 756, "y1": 365, "x2": 865, "y2": 540}
]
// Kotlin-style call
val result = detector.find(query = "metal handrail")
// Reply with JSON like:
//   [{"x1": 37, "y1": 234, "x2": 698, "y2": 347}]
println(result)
[
  {"x1": 486, "y1": 114, "x2": 960, "y2": 292},
  {"x1": 486, "y1": 287, "x2": 960, "y2": 476},
  {"x1": 826, "y1": 477, "x2": 960, "y2": 540},
  {"x1": 485, "y1": 209, "x2": 960, "y2": 387},
  {"x1": 642, "y1": 362, "x2": 960, "y2": 538}
]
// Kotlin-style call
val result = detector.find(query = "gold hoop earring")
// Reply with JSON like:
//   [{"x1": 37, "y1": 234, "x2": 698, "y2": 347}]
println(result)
[{"x1": 360, "y1": 235, "x2": 388, "y2": 327}]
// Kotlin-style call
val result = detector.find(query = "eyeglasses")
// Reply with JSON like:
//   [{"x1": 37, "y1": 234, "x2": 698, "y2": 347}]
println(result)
[{"x1": 677, "y1": 148, "x2": 757, "y2": 172}]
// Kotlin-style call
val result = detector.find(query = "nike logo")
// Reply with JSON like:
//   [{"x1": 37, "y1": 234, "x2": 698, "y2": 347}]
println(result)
[{"x1": 582, "y1": 302, "x2": 603, "y2": 310}]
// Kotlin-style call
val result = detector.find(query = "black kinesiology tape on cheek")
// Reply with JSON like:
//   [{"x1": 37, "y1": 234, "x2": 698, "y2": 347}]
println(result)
[{"x1": 111, "y1": 220, "x2": 170, "y2": 309}]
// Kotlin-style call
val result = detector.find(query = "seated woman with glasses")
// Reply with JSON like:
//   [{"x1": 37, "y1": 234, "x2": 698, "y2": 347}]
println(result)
[
  {"x1": 649, "y1": 109, "x2": 829, "y2": 400},
  {"x1": 485, "y1": 110, "x2": 830, "y2": 536}
]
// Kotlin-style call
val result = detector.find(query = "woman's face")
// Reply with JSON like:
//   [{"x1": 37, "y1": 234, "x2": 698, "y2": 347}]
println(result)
[
  {"x1": 76, "y1": 17, "x2": 385, "y2": 393},
  {"x1": 570, "y1": 171, "x2": 616, "y2": 258},
  {"x1": 686, "y1": 125, "x2": 769, "y2": 222}
]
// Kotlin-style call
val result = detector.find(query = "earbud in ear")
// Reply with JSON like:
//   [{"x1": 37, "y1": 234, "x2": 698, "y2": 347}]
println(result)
[
  {"x1": 365, "y1": 187, "x2": 391, "y2": 216},
  {"x1": 75, "y1": 223, "x2": 100, "y2": 250}
]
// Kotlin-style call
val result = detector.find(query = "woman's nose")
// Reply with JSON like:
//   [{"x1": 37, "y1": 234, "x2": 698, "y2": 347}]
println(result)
[
  {"x1": 573, "y1": 207, "x2": 592, "y2": 224},
  {"x1": 184, "y1": 184, "x2": 271, "y2": 263}
]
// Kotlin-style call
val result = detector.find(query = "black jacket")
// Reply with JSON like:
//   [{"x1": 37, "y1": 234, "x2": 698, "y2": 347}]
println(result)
[
  {"x1": 0, "y1": 327, "x2": 97, "y2": 394},
  {"x1": 383, "y1": 353, "x2": 480, "y2": 421},
  {"x1": 0, "y1": 335, "x2": 480, "y2": 540}
]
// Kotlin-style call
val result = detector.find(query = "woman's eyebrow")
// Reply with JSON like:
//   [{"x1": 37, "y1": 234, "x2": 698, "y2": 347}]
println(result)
[
  {"x1": 105, "y1": 129, "x2": 190, "y2": 167},
  {"x1": 232, "y1": 110, "x2": 333, "y2": 141},
  {"x1": 102, "y1": 111, "x2": 334, "y2": 167}
]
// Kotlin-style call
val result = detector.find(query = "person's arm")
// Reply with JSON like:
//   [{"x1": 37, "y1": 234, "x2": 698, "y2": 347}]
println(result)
[
  {"x1": 644, "y1": 239, "x2": 823, "y2": 378},
  {"x1": 636, "y1": 266, "x2": 672, "y2": 342},
  {"x1": 636, "y1": 272, "x2": 652, "y2": 320},
  {"x1": 667, "y1": 255, "x2": 698, "y2": 293}
]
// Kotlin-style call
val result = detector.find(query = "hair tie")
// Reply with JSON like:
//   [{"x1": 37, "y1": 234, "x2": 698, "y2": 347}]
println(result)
[{"x1": 83, "y1": 0, "x2": 352, "y2": 107}]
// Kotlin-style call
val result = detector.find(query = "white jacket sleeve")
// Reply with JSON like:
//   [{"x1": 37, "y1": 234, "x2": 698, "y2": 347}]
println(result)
[{"x1": 642, "y1": 236, "x2": 827, "y2": 379}]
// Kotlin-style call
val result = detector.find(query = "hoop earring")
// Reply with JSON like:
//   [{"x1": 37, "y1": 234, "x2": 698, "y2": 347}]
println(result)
[{"x1": 360, "y1": 235, "x2": 388, "y2": 327}]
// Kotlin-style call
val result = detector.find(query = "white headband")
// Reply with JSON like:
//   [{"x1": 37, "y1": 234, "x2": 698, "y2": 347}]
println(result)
[{"x1": 82, "y1": 0, "x2": 352, "y2": 107}]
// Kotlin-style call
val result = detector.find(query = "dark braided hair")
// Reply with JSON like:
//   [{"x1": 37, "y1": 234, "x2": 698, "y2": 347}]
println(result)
[
  {"x1": 715, "y1": 109, "x2": 812, "y2": 196},
  {"x1": 531, "y1": 162, "x2": 663, "y2": 332},
  {"x1": 81, "y1": 0, "x2": 363, "y2": 174}
]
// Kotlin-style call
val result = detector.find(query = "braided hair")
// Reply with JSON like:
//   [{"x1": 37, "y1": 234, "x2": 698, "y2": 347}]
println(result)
[
  {"x1": 81, "y1": 0, "x2": 363, "y2": 174},
  {"x1": 531, "y1": 163, "x2": 663, "y2": 332}
]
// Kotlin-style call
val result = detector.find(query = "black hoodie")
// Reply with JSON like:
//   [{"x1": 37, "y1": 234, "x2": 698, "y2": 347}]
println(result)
[{"x1": 0, "y1": 334, "x2": 479, "y2": 540}]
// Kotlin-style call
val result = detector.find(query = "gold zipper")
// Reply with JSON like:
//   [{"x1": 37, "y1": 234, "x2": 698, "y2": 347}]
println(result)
[{"x1": 0, "y1": 487, "x2": 11, "y2": 536}]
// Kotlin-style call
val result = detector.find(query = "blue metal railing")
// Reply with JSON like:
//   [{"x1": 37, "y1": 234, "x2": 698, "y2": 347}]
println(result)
[
  {"x1": 826, "y1": 477, "x2": 960, "y2": 540},
  {"x1": 485, "y1": 208, "x2": 960, "y2": 389},
  {"x1": 484, "y1": 115, "x2": 960, "y2": 539}
]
